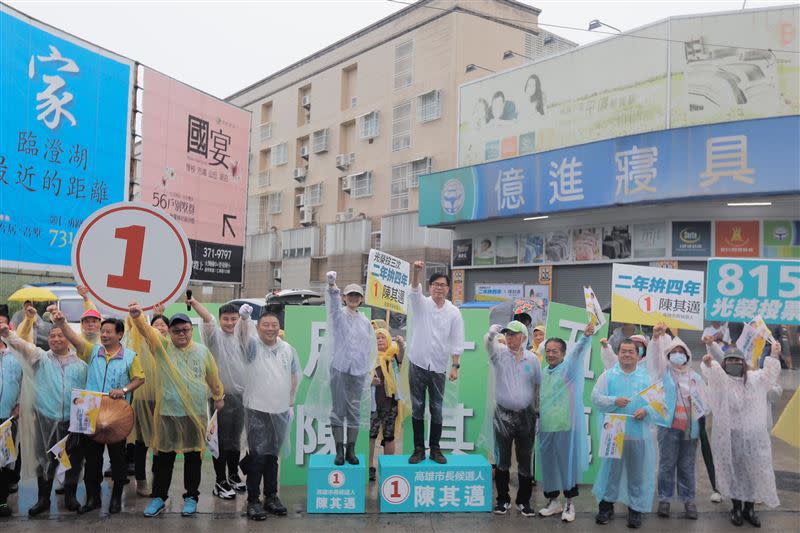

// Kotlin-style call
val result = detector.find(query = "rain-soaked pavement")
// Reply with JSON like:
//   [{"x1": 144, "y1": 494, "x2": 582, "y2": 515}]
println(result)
[{"x1": 3, "y1": 370, "x2": 799, "y2": 532}]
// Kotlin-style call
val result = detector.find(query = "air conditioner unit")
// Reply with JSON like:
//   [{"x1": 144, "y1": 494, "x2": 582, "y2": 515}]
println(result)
[
  {"x1": 272, "y1": 267, "x2": 281, "y2": 280},
  {"x1": 301, "y1": 95, "x2": 311, "y2": 109},
  {"x1": 345, "y1": 207, "x2": 354, "y2": 221},
  {"x1": 349, "y1": 152, "x2": 356, "y2": 165},
  {"x1": 300, "y1": 146, "x2": 310, "y2": 159},
  {"x1": 341, "y1": 175, "x2": 352, "y2": 192},
  {"x1": 335, "y1": 154, "x2": 350, "y2": 170},
  {"x1": 293, "y1": 167, "x2": 307, "y2": 182},
  {"x1": 295, "y1": 193, "x2": 305, "y2": 207},
  {"x1": 335, "y1": 212, "x2": 345, "y2": 223},
  {"x1": 299, "y1": 207, "x2": 313, "y2": 225}
]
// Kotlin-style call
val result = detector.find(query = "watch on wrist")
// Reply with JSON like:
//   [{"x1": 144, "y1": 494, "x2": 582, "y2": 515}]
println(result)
[
  {"x1": 122, "y1": 387, "x2": 129, "y2": 394},
  {"x1": 451, "y1": 363, "x2": 460, "y2": 369}
]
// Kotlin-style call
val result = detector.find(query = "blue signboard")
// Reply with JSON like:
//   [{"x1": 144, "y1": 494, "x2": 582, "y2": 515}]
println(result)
[
  {"x1": 671, "y1": 221, "x2": 712, "y2": 257},
  {"x1": 419, "y1": 116, "x2": 800, "y2": 226},
  {"x1": 0, "y1": 7, "x2": 133, "y2": 270},
  {"x1": 307, "y1": 454, "x2": 366, "y2": 513},
  {"x1": 378, "y1": 454, "x2": 491, "y2": 513},
  {"x1": 706, "y1": 258, "x2": 800, "y2": 325}
]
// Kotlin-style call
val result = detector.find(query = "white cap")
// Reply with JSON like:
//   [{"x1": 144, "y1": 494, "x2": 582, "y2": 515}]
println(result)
[{"x1": 343, "y1": 283, "x2": 364, "y2": 296}]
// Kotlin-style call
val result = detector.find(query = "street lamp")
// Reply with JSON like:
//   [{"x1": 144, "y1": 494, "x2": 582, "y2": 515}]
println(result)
[
  {"x1": 588, "y1": 19, "x2": 621, "y2": 33},
  {"x1": 465, "y1": 64, "x2": 495, "y2": 74}
]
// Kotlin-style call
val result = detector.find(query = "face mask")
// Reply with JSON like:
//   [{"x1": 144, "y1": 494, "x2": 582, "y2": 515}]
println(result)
[
  {"x1": 725, "y1": 363, "x2": 744, "y2": 377},
  {"x1": 669, "y1": 352, "x2": 687, "y2": 365}
]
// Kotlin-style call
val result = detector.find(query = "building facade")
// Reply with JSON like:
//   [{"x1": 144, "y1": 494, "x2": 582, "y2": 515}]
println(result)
[{"x1": 227, "y1": 0, "x2": 574, "y2": 296}]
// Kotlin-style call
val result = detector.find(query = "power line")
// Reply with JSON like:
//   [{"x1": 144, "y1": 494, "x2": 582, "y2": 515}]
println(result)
[{"x1": 385, "y1": 0, "x2": 800, "y2": 55}]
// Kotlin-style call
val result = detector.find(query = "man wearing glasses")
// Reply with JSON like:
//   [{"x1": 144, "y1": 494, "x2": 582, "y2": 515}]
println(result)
[
  {"x1": 406, "y1": 261, "x2": 465, "y2": 464},
  {"x1": 128, "y1": 305, "x2": 225, "y2": 518}
]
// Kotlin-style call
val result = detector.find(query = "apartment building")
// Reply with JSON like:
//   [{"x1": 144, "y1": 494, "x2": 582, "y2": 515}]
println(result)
[{"x1": 227, "y1": 0, "x2": 574, "y2": 295}]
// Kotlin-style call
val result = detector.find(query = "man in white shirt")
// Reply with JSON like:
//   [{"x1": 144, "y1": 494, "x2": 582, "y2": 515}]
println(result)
[
  {"x1": 240, "y1": 311, "x2": 300, "y2": 521},
  {"x1": 406, "y1": 261, "x2": 465, "y2": 464}
]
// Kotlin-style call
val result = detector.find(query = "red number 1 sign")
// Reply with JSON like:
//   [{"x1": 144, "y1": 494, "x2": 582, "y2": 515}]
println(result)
[{"x1": 72, "y1": 202, "x2": 191, "y2": 312}]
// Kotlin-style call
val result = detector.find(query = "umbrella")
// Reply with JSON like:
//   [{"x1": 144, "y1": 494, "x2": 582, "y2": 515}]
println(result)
[
  {"x1": 489, "y1": 298, "x2": 547, "y2": 328},
  {"x1": 91, "y1": 396, "x2": 134, "y2": 444},
  {"x1": 8, "y1": 286, "x2": 58, "y2": 302}
]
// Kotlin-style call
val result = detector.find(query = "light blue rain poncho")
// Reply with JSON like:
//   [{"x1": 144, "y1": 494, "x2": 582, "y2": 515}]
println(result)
[
  {"x1": 591, "y1": 362, "x2": 657, "y2": 512},
  {"x1": 538, "y1": 334, "x2": 591, "y2": 493}
]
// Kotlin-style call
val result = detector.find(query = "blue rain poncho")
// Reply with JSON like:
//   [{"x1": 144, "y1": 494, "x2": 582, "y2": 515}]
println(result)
[
  {"x1": 538, "y1": 334, "x2": 591, "y2": 493},
  {"x1": 591, "y1": 363, "x2": 657, "y2": 512}
]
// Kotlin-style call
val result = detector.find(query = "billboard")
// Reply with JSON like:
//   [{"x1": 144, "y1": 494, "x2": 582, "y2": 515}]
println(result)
[
  {"x1": 0, "y1": 6, "x2": 133, "y2": 271},
  {"x1": 457, "y1": 6, "x2": 799, "y2": 166},
  {"x1": 141, "y1": 68, "x2": 250, "y2": 283},
  {"x1": 421, "y1": 115, "x2": 800, "y2": 226}
]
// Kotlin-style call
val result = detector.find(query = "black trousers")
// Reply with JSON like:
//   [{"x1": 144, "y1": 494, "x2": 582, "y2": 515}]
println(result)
[
  {"x1": 152, "y1": 451, "x2": 202, "y2": 501},
  {"x1": 246, "y1": 454, "x2": 278, "y2": 503},
  {"x1": 544, "y1": 485, "x2": 579, "y2": 500},
  {"x1": 82, "y1": 437, "x2": 126, "y2": 495},
  {"x1": 698, "y1": 416, "x2": 717, "y2": 491},
  {"x1": 0, "y1": 421, "x2": 17, "y2": 504}
]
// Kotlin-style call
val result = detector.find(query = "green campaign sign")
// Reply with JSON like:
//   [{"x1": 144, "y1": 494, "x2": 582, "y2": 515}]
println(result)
[{"x1": 541, "y1": 301, "x2": 609, "y2": 484}]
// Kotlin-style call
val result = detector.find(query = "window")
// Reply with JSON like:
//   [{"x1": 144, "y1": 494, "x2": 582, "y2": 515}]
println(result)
[
  {"x1": 351, "y1": 171, "x2": 373, "y2": 198},
  {"x1": 391, "y1": 164, "x2": 409, "y2": 212},
  {"x1": 394, "y1": 40, "x2": 413, "y2": 90},
  {"x1": 258, "y1": 195, "x2": 269, "y2": 230},
  {"x1": 305, "y1": 183, "x2": 323, "y2": 206},
  {"x1": 258, "y1": 169, "x2": 271, "y2": 188},
  {"x1": 358, "y1": 111, "x2": 379, "y2": 139},
  {"x1": 260, "y1": 122, "x2": 272, "y2": 142},
  {"x1": 417, "y1": 90, "x2": 441, "y2": 123},
  {"x1": 392, "y1": 101, "x2": 411, "y2": 151},
  {"x1": 409, "y1": 157, "x2": 432, "y2": 188},
  {"x1": 271, "y1": 142, "x2": 288, "y2": 166},
  {"x1": 311, "y1": 129, "x2": 329, "y2": 153},
  {"x1": 268, "y1": 192, "x2": 282, "y2": 214}
]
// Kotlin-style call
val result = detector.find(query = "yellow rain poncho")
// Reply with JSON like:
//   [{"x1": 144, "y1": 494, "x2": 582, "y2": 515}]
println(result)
[
  {"x1": 130, "y1": 314, "x2": 223, "y2": 453},
  {"x1": 125, "y1": 317, "x2": 158, "y2": 447}
]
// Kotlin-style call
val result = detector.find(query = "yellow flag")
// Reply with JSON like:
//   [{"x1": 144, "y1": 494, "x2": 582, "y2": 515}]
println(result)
[{"x1": 772, "y1": 388, "x2": 800, "y2": 449}]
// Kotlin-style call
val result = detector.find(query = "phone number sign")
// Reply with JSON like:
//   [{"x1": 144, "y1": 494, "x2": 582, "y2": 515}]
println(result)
[{"x1": 71, "y1": 202, "x2": 191, "y2": 312}]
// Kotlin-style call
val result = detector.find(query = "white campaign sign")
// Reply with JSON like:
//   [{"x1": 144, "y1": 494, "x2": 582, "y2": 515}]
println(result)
[{"x1": 71, "y1": 202, "x2": 192, "y2": 312}]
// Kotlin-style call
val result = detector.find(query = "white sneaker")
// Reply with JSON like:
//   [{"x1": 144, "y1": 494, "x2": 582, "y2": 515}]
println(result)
[
  {"x1": 539, "y1": 498, "x2": 563, "y2": 517},
  {"x1": 561, "y1": 501, "x2": 576, "y2": 522},
  {"x1": 710, "y1": 491, "x2": 722, "y2": 503},
  {"x1": 212, "y1": 481, "x2": 236, "y2": 500}
]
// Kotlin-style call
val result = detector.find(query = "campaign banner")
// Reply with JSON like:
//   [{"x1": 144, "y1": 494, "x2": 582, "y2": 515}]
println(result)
[
  {"x1": 474, "y1": 284, "x2": 523, "y2": 302},
  {"x1": 68, "y1": 389, "x2": 103, "y2": 434},
  {"x1": 543, "y1": 302, "x2": 609, "y2": 483},
  {"x1": 706, "y1": 258, "x2": 800, "y2": 325},
  {"x1": 141, "y1": 67, "x2": 250, "y2": 283},
  {"x1": 638, "y1": 381, "x2": 669, "y2": 426},
  {"x1": 0, "y1": 418, "x2": 16, "y2": 468},
  {"x1": 612, "y1": 263, "x2": 705, "y2": 330},
  {"x1": 366, "y1": 249, "x2": 409, "y2": 314},
  {"x1": 584, "y1": 286, "x2": 606, "y2": 331},
  {"x1": 715, "y1": 220, "x2": 760, "y2": 257},
  {"x1": 736, "y1": 323, "x2": 769, "y2": 369},
  {"x1": 0, "y1": 6, "x2": 133, "y2": 271},
  {"x1": 599, "y1": 414, "x2": 627, "y2": 459},
  {"x1": 451, "y1": 269, "x2": 465, "y2": 307},
  {"x1": 48, "y1": 434, "x2": 72, "y2": 483},
  {"x1": 206, "y1": 410, "x2": 219, "y2": 459}
]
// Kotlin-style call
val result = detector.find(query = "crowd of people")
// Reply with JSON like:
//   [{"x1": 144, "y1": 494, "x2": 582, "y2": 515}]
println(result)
[{"x1": 0, "y1": 262, "x2": 791, "y2": 527}]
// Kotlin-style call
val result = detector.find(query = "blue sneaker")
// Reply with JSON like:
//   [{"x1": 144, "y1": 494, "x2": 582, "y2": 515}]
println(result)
[
  {"x1": 143, "y1": 497, "x2": 166, "y2": 517},
  {"x1": 181, "y1": 497, "x2": 197, "y2": 517}
]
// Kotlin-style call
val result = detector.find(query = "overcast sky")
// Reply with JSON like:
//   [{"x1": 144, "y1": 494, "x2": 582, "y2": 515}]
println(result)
[{"x1": 5, "y1": 0, "x2": 795, "y2": 99}]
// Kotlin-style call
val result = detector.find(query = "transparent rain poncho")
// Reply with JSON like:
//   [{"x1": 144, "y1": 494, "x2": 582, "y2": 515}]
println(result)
[
  {"x1": 239, "y1": 330, "x2": 301, "y2": 458},
  {"x1": 538, "y1": 334, "x2": 592, "y2": 493},
  {"x1": 130, "y1": 314, "x2": 224, "y2": 454},
  {"x1": 124, "y1": 317, "x2": 158, "y2": 447},
  {"x1": 591, "y1": 363, "x2": 657, "y2": 512},
  {"x1": 702, "y1": 355, "x2": 781, "y2": 507},
  {"x1": 478, "y1": 327, "x2": 540, "y2": 474},
  {"x1": 3, "y1": 331, "x2": 87, "y2": 481},
  {"x1": 304, "y1": 286, "x2": 376, "y2": 431}
]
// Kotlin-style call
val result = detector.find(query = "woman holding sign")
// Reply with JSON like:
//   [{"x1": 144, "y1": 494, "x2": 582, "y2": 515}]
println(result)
[
  {"x1": 0, "y1": 321, "x2": 87, "y2": 516},
  {"x1": 53, "y1": 311, "x2": 144, "y2": 515},
  {"x1": 702, "y1": 344, "x2": 782, "y2": 527},
  {"x1": 646, "y1": 323, "x2": 706, "y2": 520}
]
